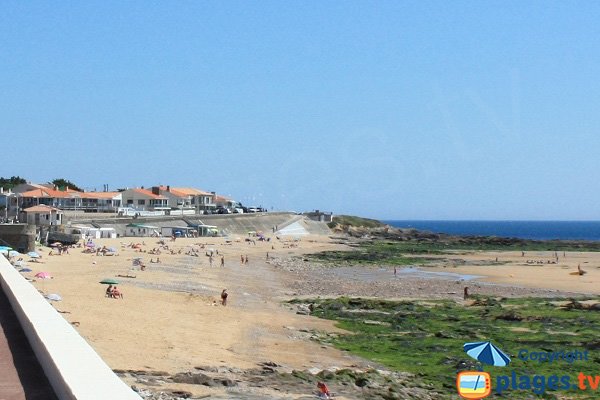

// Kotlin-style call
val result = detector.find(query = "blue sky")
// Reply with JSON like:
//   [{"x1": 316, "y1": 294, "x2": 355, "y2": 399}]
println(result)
[{"x1": 2, "y1": 1, "x2": 599, "y2": 220}]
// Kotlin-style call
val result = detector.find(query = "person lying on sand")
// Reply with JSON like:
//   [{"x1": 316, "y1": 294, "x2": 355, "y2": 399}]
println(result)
[{"x1": 569, "y1": 264, "x2": 587, "y2": 276}]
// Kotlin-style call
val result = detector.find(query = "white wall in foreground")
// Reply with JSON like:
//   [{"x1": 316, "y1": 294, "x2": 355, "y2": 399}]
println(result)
[{"x1": 0, "y1": 256, "x2": 141, "y2": 400}]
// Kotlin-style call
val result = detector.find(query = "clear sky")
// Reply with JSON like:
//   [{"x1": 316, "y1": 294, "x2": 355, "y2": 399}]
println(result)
[{"x1": 2, "y1": 1, "x2": 599, "y2": 220}]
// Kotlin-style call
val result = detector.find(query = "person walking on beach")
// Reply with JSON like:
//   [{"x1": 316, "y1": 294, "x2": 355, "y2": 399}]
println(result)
[
  {"x1": 240, "y1": 255, "x2": 244, "y2": 265},
  {"x1": 394, "y1": 267, "x2": 397, "y2": 277},
  {"x1": 463, "y1": 287, "x2": 469, "y2": 300},
  {"x1": 220, "y1": 289, "x2": 228, "y2": 306},
  {"x1": 266, "y1": 252, "x2": 269, "y2": 260},
  {"x1": 244, "y1": 255, "x2": 249, "y2": 265},
  {"x1": 220, "y1": 256, "x2": 225, "y2": 268}
]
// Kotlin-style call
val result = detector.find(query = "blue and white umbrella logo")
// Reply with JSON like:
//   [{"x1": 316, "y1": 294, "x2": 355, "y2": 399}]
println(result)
[{"x1": 463, "y1": 341, "x2": 511, "y2": 367}]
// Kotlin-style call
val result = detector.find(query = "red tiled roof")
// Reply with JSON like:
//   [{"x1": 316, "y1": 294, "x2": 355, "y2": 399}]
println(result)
[
  {"x1": 23, "y1": 205, "x2": 62, "y2": 213},
  {"x1": 170, "y1": 187, "x2": 213, "y2": 197},
  {"x1": 132, "y1": 188, "x2": 167, "y2": 199},
  {"x1": 20, "y1": 188, "x2": 78, "y2": 199},
  {"x1": 81, "y1": 192, "x2": 121, "y2": 199}
]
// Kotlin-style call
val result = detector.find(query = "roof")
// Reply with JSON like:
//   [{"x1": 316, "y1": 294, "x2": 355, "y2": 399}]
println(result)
[
  {"x1": 23, "y1": 205, "x2": 63, "y2": 213},
  {"x1": 129, "y1": 188, "x2": 167, "y2": 199},
  {"x1": 126, "y1": 223, "x2": 159, "y2": 229},
  {"x1": 171, "y1": 187, "x2": 213, "y2": 196},
  {"x1": 156, "y1": 186, "x2": 213, "y2": 197},
  {"x1": 81, "y1": 192, "x2": 121, "y2": 199},
  {"x1": 20, "y1": 188, "x2": 76, "y2": 199}
]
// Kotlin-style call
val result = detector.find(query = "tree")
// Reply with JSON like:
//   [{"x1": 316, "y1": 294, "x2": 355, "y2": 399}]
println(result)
[
  {"x1": 0, "y1": 176, "x2": 26, "y2": 191},
  {"x1": 51, "y1": 178, "x2": 83, "y2": 192}
]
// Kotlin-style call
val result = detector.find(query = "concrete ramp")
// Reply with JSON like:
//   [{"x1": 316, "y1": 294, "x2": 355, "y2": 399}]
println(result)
[
  {"x1": 276, "y1": 220, "x2": 309, "y2": 236},
  {"x1": 275, "y1": 216, "x2": 332, "y2": 237}
]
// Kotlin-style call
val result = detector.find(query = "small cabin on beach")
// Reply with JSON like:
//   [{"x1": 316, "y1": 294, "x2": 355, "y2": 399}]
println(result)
[
  {"x1": 125, "y1": 223, "x2": 160, "y2": 237},
  {"x1": 160, "y1": 226, "x2": 198, "y2": 238}
]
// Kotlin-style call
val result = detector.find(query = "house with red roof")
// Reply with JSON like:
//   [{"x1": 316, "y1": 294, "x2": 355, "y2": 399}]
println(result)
[
  {"x1": 150, "y1": 186, "x2": 216, "y2": 213},
  {"x1": 119, "y1": 188, "x2": 168, "y2": 212},
  {"x1": 22, "y1": 205, "x2": 63, "y2": 226}
]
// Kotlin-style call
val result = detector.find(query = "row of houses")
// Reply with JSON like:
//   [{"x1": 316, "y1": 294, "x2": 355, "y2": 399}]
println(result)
[{"x1": 0, "y1": 183, "x2": 238, "y2": 223}]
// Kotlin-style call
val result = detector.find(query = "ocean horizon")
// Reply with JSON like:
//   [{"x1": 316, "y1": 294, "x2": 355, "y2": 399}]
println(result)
[{"x1": 383, "y1": 220, "x2": 600, "y2": 241}]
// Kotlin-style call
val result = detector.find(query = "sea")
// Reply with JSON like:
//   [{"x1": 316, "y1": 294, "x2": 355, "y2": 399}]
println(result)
[{"x1": 383, "y1": 220, "x2": 600, "y2": 241}]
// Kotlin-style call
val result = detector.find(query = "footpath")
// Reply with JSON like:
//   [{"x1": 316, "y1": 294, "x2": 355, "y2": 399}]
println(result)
[{"x1": 0, "y1": 288, "x2": 57, "y2": 400}]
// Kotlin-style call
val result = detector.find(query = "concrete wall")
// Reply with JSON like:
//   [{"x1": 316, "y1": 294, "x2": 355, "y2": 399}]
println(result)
[
  {"x1": 0, "y1": 257, "x2": 141, "y2": 400},
  {"x1": 65, "y1": 212, "x2": 332, "y2": 238},
  {"x1": 0, "y1": 223, "x2": 36, "y2": 252}
]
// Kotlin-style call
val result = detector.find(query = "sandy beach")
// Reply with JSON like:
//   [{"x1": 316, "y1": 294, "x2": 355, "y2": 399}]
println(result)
[{"x1": 17, "y1": 234, "x2": 600, "y2": 398}]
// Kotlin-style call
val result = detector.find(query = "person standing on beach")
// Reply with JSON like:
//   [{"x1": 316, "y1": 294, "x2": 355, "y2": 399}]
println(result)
[
  {"x1": 244, "y1": 255, "x2": 249, "y2": 265},
  {"x1": 394, "y1": 267, "x2": 397, "y2": 277},
  {"x1": 220, "y1": 256, "x2": 225, "y2": 267},
  {"x1": 240, "y1": 255, "x2": 244, "y2": 265},
  {"x1": 221, "y1": 289, "x2": 228, "y2": 306}
]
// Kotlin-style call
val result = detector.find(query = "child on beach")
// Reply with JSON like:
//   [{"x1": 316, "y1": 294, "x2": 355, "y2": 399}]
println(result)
[{"x1": 221, "y1": 289, "x2": 228, "y2": 306}]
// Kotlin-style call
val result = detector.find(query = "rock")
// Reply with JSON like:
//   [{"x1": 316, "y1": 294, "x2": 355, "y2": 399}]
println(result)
[
  {"x1": 355, "y1": 376, "x2": 370, "y2": 387},
  {"x1": 220, "y1": 378, "x2": 237, "y2": 387},
  {"x1": 170, "y1": 390, "x2": 192, "y2": 398},
  {"x1": 171, "y1": 372, "x2": 218, "y2": 386},
  {"x1": 260, "y1": 361, "x2": 281, "y2": 367}
]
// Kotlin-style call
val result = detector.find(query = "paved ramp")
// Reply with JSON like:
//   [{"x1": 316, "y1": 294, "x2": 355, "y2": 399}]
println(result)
[{"x1": 0, "y1": 288, "x2": 58, "y2": 400}]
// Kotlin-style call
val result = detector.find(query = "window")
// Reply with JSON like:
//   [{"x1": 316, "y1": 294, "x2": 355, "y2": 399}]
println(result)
[{"x1": 138, "y1": 200, "x2": 145, "y2": 205}]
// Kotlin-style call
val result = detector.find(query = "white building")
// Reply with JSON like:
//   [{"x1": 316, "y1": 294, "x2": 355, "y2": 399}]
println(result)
[
  {"x1": 22, "y1": 205, "x2": 63, "y2": 226},
  {"x1": 120, "y1": 188, "x2": 168, "y2": 211},
  {"x1": 125, "y1": 223, "x2": 160, "y2": 237}
]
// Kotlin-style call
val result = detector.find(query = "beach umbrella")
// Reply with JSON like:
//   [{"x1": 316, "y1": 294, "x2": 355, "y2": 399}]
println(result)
[
  {"x1": 27, "y1": 251, "x2": 40, "y2": 258},
  {"x1": 9, "y1": 250, "x2": 21, "y2": 257},
  {"x1": 35, "y1": 272, "x2": 52, "y2": 279},
  {"x1": 50, "y1": 242, "x2": 62, "y2": 247},
  {"x1": 0, "y1": 246, "x2": 13, "y2": 251},
  {"x1": 99, "y1": 278, "x2": 119, "y2": 285},
  {"x1": 19, "y1": 268, "x2": 32, "y2": 272},
  {"x1": 86, "y1": 242, "x2": 95, "y2": 248},
  {"x1": 46, "y1": 293, "x2": 62, "y2": 301},
  {"x1": 463, "y1": 341, "x2": 511, "y2": 367}
]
